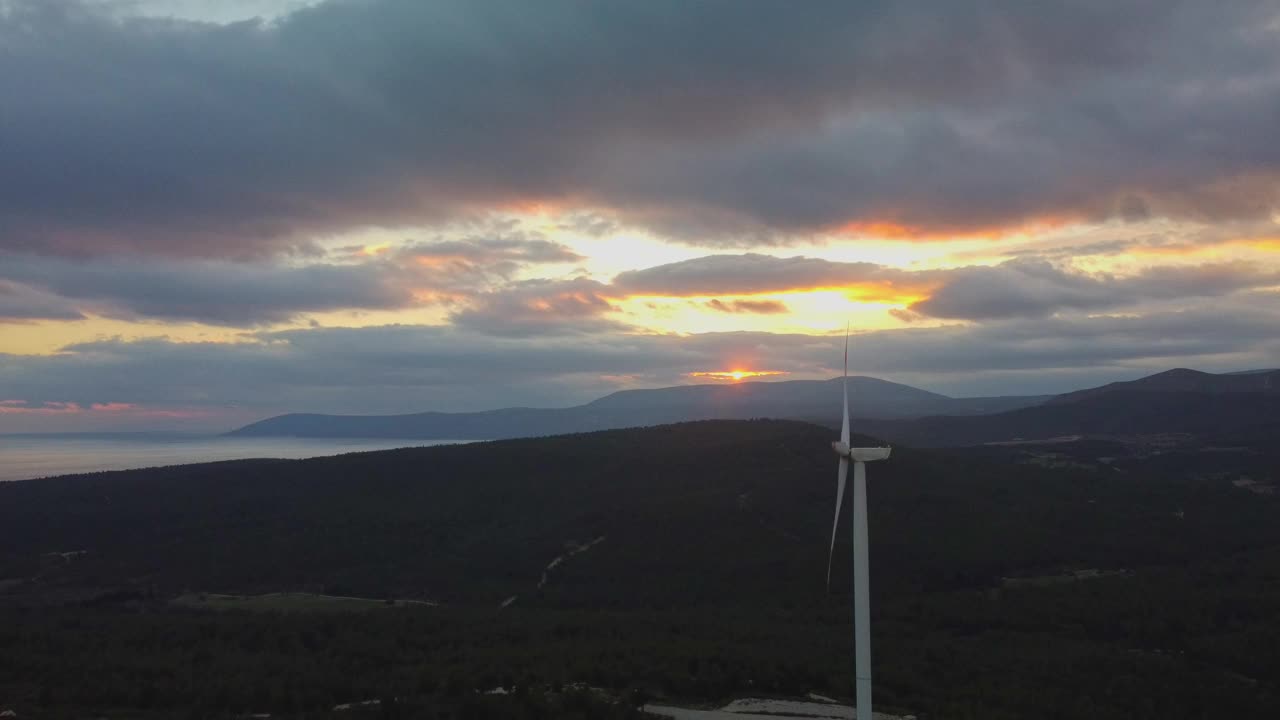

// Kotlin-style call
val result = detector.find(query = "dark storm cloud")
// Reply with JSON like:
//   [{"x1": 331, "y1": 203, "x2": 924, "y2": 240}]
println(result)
[
  {"x1": 607, "y1": 77, "x2": 1280, "y2": 238},
  {"x1": 4, "y1": 0, "x2": 1278, "y2": 255}
]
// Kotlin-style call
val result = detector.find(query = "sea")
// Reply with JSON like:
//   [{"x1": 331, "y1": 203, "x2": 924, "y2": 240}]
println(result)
[{"x1": 0, "y1": 433, "x2": 470, "y2": 483}]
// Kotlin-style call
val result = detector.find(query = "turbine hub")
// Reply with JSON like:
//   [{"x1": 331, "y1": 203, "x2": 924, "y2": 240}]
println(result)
[{"x1": 831, "y1": 440, "x2": 851, "y2": 457}]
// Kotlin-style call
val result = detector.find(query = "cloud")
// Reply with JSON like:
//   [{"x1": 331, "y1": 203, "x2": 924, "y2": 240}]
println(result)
[
  {"x1": 909, "y1": 259, "x2": 1280, "y2": 320},
  {"x1": 613, "y1": 253, "x2": 932, "y2": 297},
  {"x1": 611, "y1": 253, "x2": 1280, "y2": 320},
  {"x1": 704, "y1": 299, "x2": 789, "y2": 314},
  {"x1": 850, "y1": 304, "x2": 1280, "y2": 375},
  {"x1": 556, "y1": 212, "x2": 620, "y2": 238},
  {"x1": 9, "y1": 233, "x2": 1272, "y2": 333},
  {"x1": 448, "y1": 278, "x2": 627, "y2": 337},
  {"x1": 0, "y1": 281, "x2": 86, "y2": 322},
  {"x1": 0, "y1": 399, "x2": 152, "y2": 414},
  {"x1": 113, "y1": 0, "x2": 314, "y2": 24},
  {"x1": 609, "y1": 252, "x2": 1280, "y2": 319},
  {"x1": 0, "y1": 400, "x2": 84, "y2": 415},
  {"x1": 0, "y1": 254, "x2": 419, "y2": 325},
  {"x1": 399, "y1": 232, "x2": 582, "y2": 269},
  {"x1": 3, "y1": 0, "x2": 1279, "y2": 255},
  {"x1": 4, "y1": 1, "x2": 1280, "y2": 431},
  {"x1": 0, "y1": 232, "x2": 579, "y2": 325},
  {"x1": 0, "y1": 398, "x2": 214, "y2": 433}
]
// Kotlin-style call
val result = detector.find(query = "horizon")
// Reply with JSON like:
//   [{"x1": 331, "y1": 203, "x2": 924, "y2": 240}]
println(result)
[
  {"x1": 3, "y1": 0, "x2": 1279, "y2": 433},
  {"x1": 5, "y1": 364, "x2": 1272, "y2": 438}
]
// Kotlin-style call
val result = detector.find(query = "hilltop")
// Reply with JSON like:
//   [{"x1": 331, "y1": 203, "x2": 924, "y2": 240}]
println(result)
[
  {"x1": 1047, "y1": 367, "x2": 1280, "y2": 404},
  {"x1": 863, "y1": 368, "x2": 1280, "y2": 447}
]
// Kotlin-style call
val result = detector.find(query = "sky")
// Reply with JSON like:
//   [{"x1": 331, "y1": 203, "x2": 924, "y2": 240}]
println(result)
[{"x1": 1, "y1": 0, "x2": 1279, "y2": 432}]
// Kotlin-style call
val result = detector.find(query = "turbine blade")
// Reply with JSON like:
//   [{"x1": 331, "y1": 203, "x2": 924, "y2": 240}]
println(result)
[
  {"x1": 826, "y1": 457, "x2": 848, "y2": 591},
  {"x1": 841, "y1": 325, "x2": 850, "y2": 446}
]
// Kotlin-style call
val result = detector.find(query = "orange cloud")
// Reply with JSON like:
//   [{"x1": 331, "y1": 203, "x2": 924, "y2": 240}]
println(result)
[
  {"x1": 0, "y1": 400, "x2": 212, "y2": 418},
  {"x1": 410, "y1": 289, "x2": 470, "y2": 304},
  {"x1": 838, "y1": 214, "x2": 1077, "y2": 242},
  {"x1": 627, "y1": 284, "x2": 933, "y2": 307},
  {"x1": 1240, "y1": 237, "x2": 1280, "y2": 252},
  {"x1": 834, "y1": 284, "x2": 934, "y2": 305},
  {"x1": 0, "y1": 401, "x2": 82, "y2": 415},
  {"x1": 412, "y1": 254, "x2": 472, "y2": 269},
  {"x1": 1119, "y1": 236, "x2": 1280, "y2": 258}
]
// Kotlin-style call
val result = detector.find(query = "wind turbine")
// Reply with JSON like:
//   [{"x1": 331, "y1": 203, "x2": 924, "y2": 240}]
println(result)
[{"x1": 827, "y1": 328, "x2": 891, "y2": 720}]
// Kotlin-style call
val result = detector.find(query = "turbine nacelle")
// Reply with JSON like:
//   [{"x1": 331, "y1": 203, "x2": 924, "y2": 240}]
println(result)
[
  {"x1": 854, "y1": 446, "x2": 891, "y2": 462},
  {"x1": 831, "y1": 442, "x2": 891, "y2": 463}
]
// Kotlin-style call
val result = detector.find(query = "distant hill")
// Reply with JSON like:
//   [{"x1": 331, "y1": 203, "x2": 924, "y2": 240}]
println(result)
[
  {"x1": 228, "y1": 376, "x2": 1047, "y2": 440},
  {"x1": 228, "y1": 367, "x2": 1279, "y2": 445},
  {"x1": 584, "y1": 376, "x2": 948, "y2": 414},
  {"x1": 862, "y1": 368, "x2": 1280, "y2": 447},
  {"x1": 1047, "y1": 367, "x2": 1280, "y2": 405}
]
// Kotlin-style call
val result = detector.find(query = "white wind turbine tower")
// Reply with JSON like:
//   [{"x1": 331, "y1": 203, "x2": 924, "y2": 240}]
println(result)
[{"x1": 827, "y1": 328, "x2": 890, "y2": 720}]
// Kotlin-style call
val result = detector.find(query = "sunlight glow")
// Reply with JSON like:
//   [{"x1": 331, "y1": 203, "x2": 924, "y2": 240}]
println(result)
[
  {"x1": 688, "y1": 370, "x2": 789, "y2": 382},
  {"x1": 615, "y1": 288, "x2": 940, "y2": 336},
  {"x1": 839, "y1": 215, "x2": 1078, "y2": 243}
]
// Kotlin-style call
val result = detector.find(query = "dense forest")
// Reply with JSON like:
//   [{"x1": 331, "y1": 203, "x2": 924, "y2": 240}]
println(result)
[{"x1": 2, "y1": 420, "x2": 1278, "y2": 718}]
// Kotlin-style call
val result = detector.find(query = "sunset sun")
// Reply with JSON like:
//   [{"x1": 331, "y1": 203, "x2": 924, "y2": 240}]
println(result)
[{"x1": 688, "y1": 370, "x2": 789, "y2": 382}]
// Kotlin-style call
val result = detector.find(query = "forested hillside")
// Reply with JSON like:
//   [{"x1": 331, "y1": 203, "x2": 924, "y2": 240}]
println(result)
[
  {"x1": 1, "y1": 420, "x2": 1278, "y2": 718},
  {"x1": 861, "y1": 390, "x2": 1280, "y2": 447}
]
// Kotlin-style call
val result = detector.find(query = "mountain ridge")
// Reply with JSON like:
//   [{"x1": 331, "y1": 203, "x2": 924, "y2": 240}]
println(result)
[
  {"x1": 228, "y1": 375, "x2": 1048, "y2": 440},
  {"x1": 227, "y1": 367, "x2": 1279, "y2": 444},
  {"x1": 861, "y1": 370, "x2": 1280, "y2": 447},
  {"x1": 1047, "y1": 367, "x2": 1280, "y2": 405}
]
